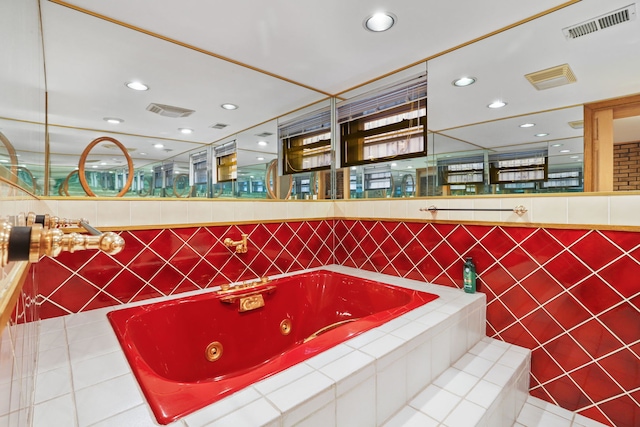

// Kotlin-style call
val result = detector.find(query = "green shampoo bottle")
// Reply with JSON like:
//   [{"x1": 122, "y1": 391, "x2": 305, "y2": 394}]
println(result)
[{"x1": 463, "y1": 257, "x2": 476, "y2": 293}]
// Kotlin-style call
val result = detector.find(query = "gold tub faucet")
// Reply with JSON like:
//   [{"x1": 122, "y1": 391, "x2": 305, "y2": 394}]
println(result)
[{"x1": 223, "y1": 233, "x2": 248, "y2": 253}]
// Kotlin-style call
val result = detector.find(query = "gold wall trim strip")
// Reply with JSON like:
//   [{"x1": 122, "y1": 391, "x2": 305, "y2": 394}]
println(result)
[
  {"x1": 48, "y1": 0, "x2": 333, "y2": 98},
  {"x1": 74, "y1": 215, "x2": 640, "y2": 234}
]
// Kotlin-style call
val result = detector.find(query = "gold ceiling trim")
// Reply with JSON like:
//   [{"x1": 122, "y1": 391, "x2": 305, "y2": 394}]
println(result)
[{"x1": 48, "y1": 0, "x2": 333, "y2": 98}]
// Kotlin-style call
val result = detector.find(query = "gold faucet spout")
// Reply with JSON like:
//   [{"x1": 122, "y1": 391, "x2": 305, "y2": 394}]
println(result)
[{"x1": 223, "y1": 233, "x2": 248, "y2": 253}]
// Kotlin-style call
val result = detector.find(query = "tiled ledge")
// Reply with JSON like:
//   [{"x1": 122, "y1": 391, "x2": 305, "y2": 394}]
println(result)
[
  {"x1": 31, "y1": 266, "x2": 486, "y2": 426},
  {"x1": 39, "y1": 192, "x2": 640, "y2": 228}
]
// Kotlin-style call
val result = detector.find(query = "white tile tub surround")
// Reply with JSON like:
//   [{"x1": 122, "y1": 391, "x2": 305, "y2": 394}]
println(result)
[{"x1": 29, "y1": 266, "x2": 484, "y2": 426}]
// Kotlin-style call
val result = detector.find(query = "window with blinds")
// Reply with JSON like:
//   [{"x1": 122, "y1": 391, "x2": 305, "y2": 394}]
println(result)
[
  {"x1": 339, "y1": 74, "x2": 427, "y2": 167},
  {"x1": 280, "y1": 108, "x2": 331, "y2": 175},
  {"x1": 214, "y1": 141, "x2": 237, "y2": 182},
  {"x1": 488, "y1": 150, "x2": 548, "y2": 183}
]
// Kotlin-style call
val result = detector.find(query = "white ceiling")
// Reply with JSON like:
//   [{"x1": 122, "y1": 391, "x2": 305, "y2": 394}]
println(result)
[{"x1": 2, "y1": 0, "x2": 640, "y2": 173}]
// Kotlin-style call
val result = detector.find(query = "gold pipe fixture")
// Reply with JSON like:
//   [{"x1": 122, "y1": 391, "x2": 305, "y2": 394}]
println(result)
[
  {"x1": 223, "y1": 233, "x2": 248, "y2": 253},
  {"x1": 24, "y1": 212, "x2": 87, "y2": 229},
  {"x1": 0, "y1": 220, "x2": 125, "y2": 267}
]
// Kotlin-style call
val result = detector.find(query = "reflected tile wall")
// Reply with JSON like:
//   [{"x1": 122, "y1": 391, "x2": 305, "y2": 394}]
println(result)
[
  {"x1": 1, "y1": 182, "x2": 43, "y2": 427},
  {"x1": 24, "y1": 218, "x2": 640, "y2": 427}
]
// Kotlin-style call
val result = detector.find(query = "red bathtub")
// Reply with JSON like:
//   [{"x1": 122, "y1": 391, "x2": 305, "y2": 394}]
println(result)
[{"x1": 107, "y1": 270, "x2": 438, "y2": 424}]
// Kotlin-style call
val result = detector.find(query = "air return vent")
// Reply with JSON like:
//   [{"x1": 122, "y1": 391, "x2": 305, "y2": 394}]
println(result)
[
  {"x1": 210, "y1": 123, "x2": 229, "y2": 129},
  {"x1": 525, "y1": 64, "x2": 577, "y2": 90},
  {"x1": 562, "y1": 4, "x2": 636, "y2": 40},
  {"x1": 568, "y1": 120, "x2": 584, "y2": 129},
  {"x1": 146, "y1": 103, "x2": 195, "y2": 118}
]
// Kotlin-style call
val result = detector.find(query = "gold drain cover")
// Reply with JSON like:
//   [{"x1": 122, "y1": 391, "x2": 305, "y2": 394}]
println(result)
[
  {"x1": 205, "y1": 341, "x2": 223, "y2": 362},
  {"x1": 280, "y1": 319, "x2": 292, "y2": 335}
]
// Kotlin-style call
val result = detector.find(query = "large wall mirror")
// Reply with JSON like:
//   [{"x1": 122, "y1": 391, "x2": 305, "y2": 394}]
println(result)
[{"x1": 1, "y1": 0, "x2": 639, "y2": 200}]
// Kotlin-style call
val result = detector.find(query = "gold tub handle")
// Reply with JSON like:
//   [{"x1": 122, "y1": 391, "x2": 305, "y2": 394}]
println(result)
[{"x1": 303, "y1": 318, "x2": 359, "y2": 343}]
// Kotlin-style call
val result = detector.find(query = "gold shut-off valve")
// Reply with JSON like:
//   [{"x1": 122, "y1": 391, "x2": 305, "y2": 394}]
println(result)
[{"x1": 0, "y1": 220, "x2": 125, "y2": 267}]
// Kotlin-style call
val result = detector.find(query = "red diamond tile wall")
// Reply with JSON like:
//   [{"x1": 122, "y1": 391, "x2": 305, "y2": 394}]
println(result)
[
  {"x1": 24, "y1": 219, "x2": 639, "y2": 426},
  {"x1": 334, "y1": 220, "x2": 639, "y2": 427},
  {"x1": 26, "y1": 221, "x2": 333, "y2": 319}
]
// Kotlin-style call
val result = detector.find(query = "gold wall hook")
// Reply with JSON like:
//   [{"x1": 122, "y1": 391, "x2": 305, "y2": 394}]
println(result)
[{"x1": 223, "y1": 233, "x2": 248, "y2": 253}]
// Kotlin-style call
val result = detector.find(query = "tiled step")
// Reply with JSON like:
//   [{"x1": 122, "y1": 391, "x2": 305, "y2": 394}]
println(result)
[
  {"x1": 515, "y1": 396, "x2": 609, "y2": 427},
  {"x1": 382, "y1": 337, "x2": 531, "y2": 427}
]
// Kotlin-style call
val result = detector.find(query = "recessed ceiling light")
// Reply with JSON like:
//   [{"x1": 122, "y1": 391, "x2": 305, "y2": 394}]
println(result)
[
  {"x1": 257, "y1": 140, "x2": 268, "y2": 146},
  {"x1": 551, "y1": 143, "x2": 563, "y2": 147},
  {"x1": 487, "y1": 100, "x2": 507, "y2": 109},
  {"x1": 154, "y1": 143, "x2": 164, "y2": 149},
  {"x1": 125, "y1": 81, "x2": 149, "y2": 91},
  {"x1": 179, "y1": 128, "x2": 193, "y2": 134},
  {"x1": 407, "y1": 165, "x2": 413, "y2": 169},
  {"x1": 221, "y1": 103, "x2": 238, "y2": 110},
  {"x1": 140, "y1": 152, "x2": 147, "y2": 155},
  {"x1": 92, "y1": 165, "x2": 98, "y2": 169},
  {"x1": 570, "y1": 156, "x2": 579, "y2": 159},
  {"x1": 104, "y1": 117, "x2": 124, "y2": 124},
  {"x1": 535, "y1": 133, "x2": 549, "y2": 137},
  {"x1": 0, "y1": 159, "x2": 8, "y2": 163},
  {"x1": 452, "y1": 77, "x2": 476, "y2": 87},
  {"x1": 364, "y1": 12, "x2": 396, "y2": 32},
  {"x1": 100, "y1": 162, "x2": 107, "y2": 166},
  {"x1": 257, "y1": 157, "x2": 265, "y2": 161},
  {"x1": 519, "y1": 123, "x2": 535, "y2": 128},
  {"x1": 391, "y1": 163, "x2": 398, "y2": 167},
  {"x1": 560, "y1": 149, "x2": 571, "y2": 153},
  {"x1": 351, "y1": 166, "x2": 357, "y2": 170}
]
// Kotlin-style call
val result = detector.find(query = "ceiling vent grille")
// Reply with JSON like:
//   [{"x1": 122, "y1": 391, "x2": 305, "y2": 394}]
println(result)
[
  {"x1": 256, "y1": 132, "x2": 274, "y2": 137},
  {"x1": 146, "y1": 103, "x2": 195, "y2": 118},
  {"x1": 210, "y1": 123, "x2": 229, "y2": 129},
  {"x1": 525, "y1": 64, "x2": 577, "y2": 90},
  {"x1": 562, "y1": 4, "x2": 636, "y2": 40}
]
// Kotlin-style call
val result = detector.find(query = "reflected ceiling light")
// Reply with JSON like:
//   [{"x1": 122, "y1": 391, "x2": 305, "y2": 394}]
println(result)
[
  {"x1": 140, "y1": 152, "x2": 147, "y2": 155},
  {"x1": 92, "y1": 165, "x2": 98, "y2": 168},
  {"x1": 535, "y1": 133, "x2": 549, "y2": 137},
  {"x1": 179, "y1": 128, "x2": 193, "y2": 134},
  {"x1": 257, "y1": 141, "x2": 268, "y2": 146},
  {"x1": 0, "y1": 159, "x2": 8, "y2": 163},
  {"x1": 560, "y1": 149, "x2": 570, "y2": 153},
  {"x1": 125, "y1": 81, "x2": 149, "y2": 91},
  {"x1": 154, "y1": 143, "x2": 164, "y2": 149},
  {"x1": 452, "y1": 77, "x2": 476, "y2": 87},
  {"x1": 551, "y1": 143, "x2": 563, "y2": 147},
  {"x1": 570, "y1": 156, "x2": 580, "y2": 159},
  {"x1": 351, "y1": 166, "x2": 357, "y2": 170},
  {"x1": 391, "y1": 162, "x2": 398, "y2": 166},
  {"x1": 364, "y1": 12, "x2": 397, "y2": 32},
  {"x1": 256, "y1": 157, "x2": 265, "y2": 161},
  {"x1": 487, "y1": 100, "x2": 507, "y2": 109},
  {"x1": 100, "y1": 162, "x2": 107, "y2": 165},
  {"x1": 104, "y1": 117, "x2": 124, "y2": 124},
  {"x1": 519, "y1": 123, "x2": 535, "y2": 128},
  {"x1": 407, "y1": 165, "x2": 413, "y2": 169},
  {"x1": 221, "y1": 103, "x2": 238, "y2": 110}
]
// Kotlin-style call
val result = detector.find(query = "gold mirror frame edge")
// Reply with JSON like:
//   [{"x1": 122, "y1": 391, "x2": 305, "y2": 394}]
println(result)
[{"x1": 78, "y1": 136, "x2": 134, "y2": 197}]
